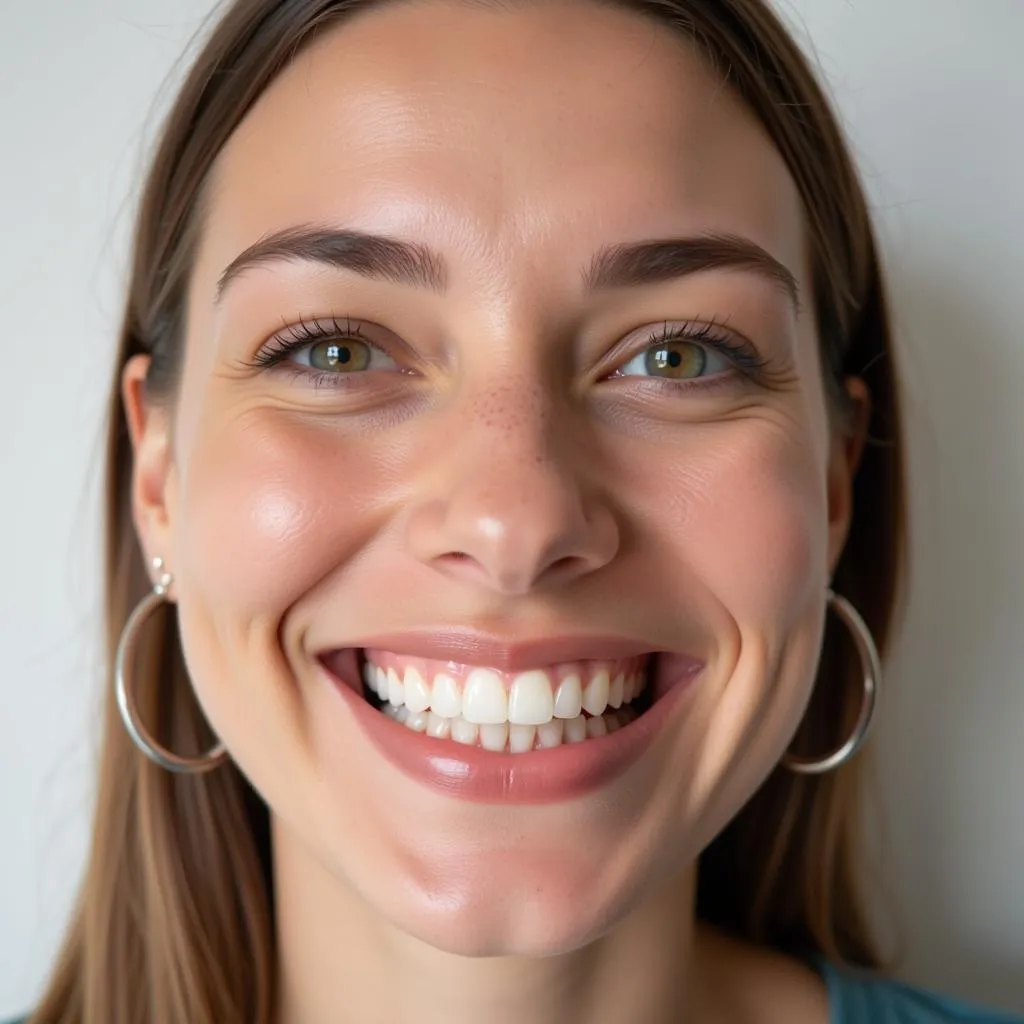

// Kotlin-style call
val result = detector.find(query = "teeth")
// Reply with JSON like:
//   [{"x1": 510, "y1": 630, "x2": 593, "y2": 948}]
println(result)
[
  {"x1": 508, "y1": 670, "x2": 556, "y2": 725},
  {"x1": 363, "y1": 656, "x2": 649, "y2": 726},
  {"x1": 405, "y1": 710, "x2": 429, "y2": 733},
  {"x1": 581, "y1": 669, "x2": 610, "y2": 717},
  {"x1": 383, "y1": 704, "x2": 640, "y2": 752},
  {"x1": 564, "y1": 716, "x2": 588, "y2": 743},
  {"x1": 608, "y1": 672, "x2": 624, "y2": 709},
  {"x1": 386, "y1": 668, "x2": 404, "y2": 706},
  {"x1": 426, "y1": 711, "x2": 451, "y2": 739},
  {"x1": 403, "y1": 667, "x2": 431, "y2": 714},
  {"x1": 536, "y1": 718, "x2": 564, "y2": 748},
  {"x1": 451, "y1": 717, "x2": 479, "y2": 746},
  {"x1": 553, "y1": 674, "x2": 583, "y2": 719},
  {"x1": 431, "y1": 673, "x2": 462, "y2": 719},
  {"x1": 509, "y1": 723, "x2": 537, "y2": 752},
  {"x1": 462, "y1": 668, "x2": 508, "y2": 725},
  {"x1": 625, "y1": 673, "x2": 638, "y2": 703},
  {"x1": 478, "y1": 722, "x2": 509, "y2": 752}
]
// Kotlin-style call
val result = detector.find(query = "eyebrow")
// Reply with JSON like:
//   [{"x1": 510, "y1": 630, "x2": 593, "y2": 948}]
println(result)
[{"x1": 214, "y1": 225, "x2": 800, "y2": 309}]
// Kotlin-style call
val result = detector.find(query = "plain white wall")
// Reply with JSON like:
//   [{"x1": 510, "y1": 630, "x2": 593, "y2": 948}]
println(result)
[{"x1": 1, "y1": 0, "x2": 1022, "y2": 1016}]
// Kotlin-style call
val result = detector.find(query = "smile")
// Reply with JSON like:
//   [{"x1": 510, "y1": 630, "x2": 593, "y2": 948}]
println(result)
[
  {"x1": 317, "y1": 636, "x2": 704, "y2": 804},
  {"x1": 360, "y1": 651, "x2": 652, "y2": 752}
]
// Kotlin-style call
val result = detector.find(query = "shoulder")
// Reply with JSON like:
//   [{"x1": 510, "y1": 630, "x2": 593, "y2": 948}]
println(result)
[
  {"x1": 819, "y1": 960, "x2": 1024, "y2": 1024},
  {"x1": 695, "y1": 926, "x2": 831, "y2": 1024},
  {"x1": 694, "y1": 926, "x2": 1023, "y2": 1024}
]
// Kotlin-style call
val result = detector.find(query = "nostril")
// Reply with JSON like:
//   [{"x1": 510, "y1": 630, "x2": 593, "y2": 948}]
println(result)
[
  {"x1": 435, "y1": 551, "x2": 481, "y2": 577},
  {"x1": 547, "y1": 554, "x2": 586, "y2": 577}
]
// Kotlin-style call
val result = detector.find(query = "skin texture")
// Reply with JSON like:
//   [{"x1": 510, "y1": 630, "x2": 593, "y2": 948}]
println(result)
[{"x1": 123, "y1": 1, "x2": 868, "y2": 1021}]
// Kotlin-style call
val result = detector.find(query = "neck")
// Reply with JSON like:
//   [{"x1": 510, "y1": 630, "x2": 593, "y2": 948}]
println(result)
[{"x1": 270, "y1": 818, "x2": 716, "y2": 1024}]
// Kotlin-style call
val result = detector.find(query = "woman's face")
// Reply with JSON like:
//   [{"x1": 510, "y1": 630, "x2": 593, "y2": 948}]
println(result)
[{"x1": 127, "y1": 0, "x2": 863, "y2": 956}]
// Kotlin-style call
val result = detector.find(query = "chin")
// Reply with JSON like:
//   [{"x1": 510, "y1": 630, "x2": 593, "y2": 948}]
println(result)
[
  {"x1": 389, "y1": 900, "x2": 623, "y2": 959},
  {"x1": 362, "y1": 851, "x2": 650, "y2": 958}
]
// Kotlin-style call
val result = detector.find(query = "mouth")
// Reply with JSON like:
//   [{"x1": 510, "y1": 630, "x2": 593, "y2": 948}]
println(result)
[
  {"x1": 354, "y1": 649, "x2": 657, "y2": 754},
  {"x1": 316, "y1": 635, "x2": 702, "y2": 803}
]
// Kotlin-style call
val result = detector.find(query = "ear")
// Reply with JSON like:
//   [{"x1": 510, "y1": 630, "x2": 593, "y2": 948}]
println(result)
[
  {"x1": 122, "y1": 355, "x2": 176, "y2": 583},
  {"x1": 826, "y1": 376, "x2": 871, "y2": 578}
]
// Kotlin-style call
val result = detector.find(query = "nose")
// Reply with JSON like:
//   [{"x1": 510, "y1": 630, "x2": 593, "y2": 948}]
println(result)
[{"x1": 403, "y1": 382, "x2": 620, "y2": 595}]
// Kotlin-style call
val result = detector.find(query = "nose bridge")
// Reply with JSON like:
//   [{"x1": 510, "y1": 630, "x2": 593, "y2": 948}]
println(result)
[
  {"x1": 467, "y1": 371, "x2": 555, "y2": 461},
  {"x1": 405, "y1": 371, "x2": 619, "y2": 595},
  {"x1": 461, "y1": 374, "x2": 572, "y2": 520}
]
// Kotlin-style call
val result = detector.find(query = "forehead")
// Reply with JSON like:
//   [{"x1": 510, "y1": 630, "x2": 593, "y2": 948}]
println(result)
[{"x1": 198, "y1": 0, "x2": 806, "y2": 302}]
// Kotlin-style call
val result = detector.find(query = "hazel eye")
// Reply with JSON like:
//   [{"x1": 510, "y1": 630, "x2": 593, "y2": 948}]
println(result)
[
  {"x1": 306, "y1": 339, "x2": 372, "y2": 372},
  {"x1": 281, "y1": 333, "x2": 401, "y2": 375},
  {"x1": 619, "y1": 340, "x2": 731, "y2": 380}
]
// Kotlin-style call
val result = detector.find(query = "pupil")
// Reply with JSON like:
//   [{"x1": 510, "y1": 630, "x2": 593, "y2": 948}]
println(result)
[
  {"x1": 311, "y1": 339, "x2": 369, "y2": 371},
  {"x1": 647, "y1": 342, "x2": 702, "y2": 379}
]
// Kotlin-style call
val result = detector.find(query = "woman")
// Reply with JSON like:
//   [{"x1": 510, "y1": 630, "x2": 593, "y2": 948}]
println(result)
[{"x1": 8, "y1": 0, "x2": 1022, "y2": 1022}]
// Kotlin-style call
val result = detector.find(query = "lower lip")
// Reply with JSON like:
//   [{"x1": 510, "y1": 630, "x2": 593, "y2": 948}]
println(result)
[{"x1": 319, "y1": 655, "x2": 701, "y2": 805}]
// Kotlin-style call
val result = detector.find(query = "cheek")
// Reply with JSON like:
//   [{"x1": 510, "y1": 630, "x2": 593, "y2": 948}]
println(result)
[
  {"x1": 631, "y1": 423, "x2": 830, "y2": 818},
  {"x1": 622, "y1": 419, "x2": 827, "y2": 631},
  {"x1": 687, "y1": 428, "x2": 825, "y2": 624},
  {"x1": 171, "y1": 412, "x2": 386, "y2": 619}
]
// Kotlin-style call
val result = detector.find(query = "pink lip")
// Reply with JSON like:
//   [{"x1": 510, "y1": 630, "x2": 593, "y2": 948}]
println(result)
[
  {"x1": 318, "y1": 647, "x2": 703, "y2": 805},
  {"x1": 327, "y1": 630, "x2": 662, "y2": 672}
]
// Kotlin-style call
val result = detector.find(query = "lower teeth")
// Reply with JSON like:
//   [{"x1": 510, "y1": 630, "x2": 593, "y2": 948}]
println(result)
[{"x1": 379, "y1": 704, "x2": 639, "y2": 752}]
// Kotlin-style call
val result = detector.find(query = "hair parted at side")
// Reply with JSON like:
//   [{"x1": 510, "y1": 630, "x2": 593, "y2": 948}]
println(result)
[{"x1": 29, "y1": 1, "x2": 905, "y2": 1021}]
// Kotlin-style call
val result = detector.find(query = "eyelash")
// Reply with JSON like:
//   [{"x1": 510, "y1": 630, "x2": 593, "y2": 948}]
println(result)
[
  {"x1": 251, "y1": 316, "x2": 371, "y2": 364},
  {"x1": 247, "y1": 315, "x2": 769, "y2": 393},
  {"x1": 614, "y1": 318, "x2": 769, "y2": 393}
]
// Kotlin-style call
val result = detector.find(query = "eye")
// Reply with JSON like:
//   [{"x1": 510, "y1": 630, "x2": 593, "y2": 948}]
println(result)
[
  {"x1": 613, "y1": 319, "x2": 751, "y2": 385},
  {"x1": 617, "y1": 338, "x2": 731, "y2": 381},
  {"x1": 250, "y1": 317, "x2": 403, "y2": 378},
  {"x1": 295, "y1": 337, "x2": 388, "y2": 373}
]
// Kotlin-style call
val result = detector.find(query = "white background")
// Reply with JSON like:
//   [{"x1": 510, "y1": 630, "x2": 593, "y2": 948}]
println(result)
[{"x1": 1, "y1": 0, "x2": 1022, "y2": 1017}]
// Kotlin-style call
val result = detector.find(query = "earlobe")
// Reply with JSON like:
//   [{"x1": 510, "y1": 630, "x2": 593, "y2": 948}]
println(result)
[
  {"x1": 121, "y1": 355, "x2": 175, "y2": 567},
  {"x1": 826, "y1": 377, "x2": 871, "y2": 575}
]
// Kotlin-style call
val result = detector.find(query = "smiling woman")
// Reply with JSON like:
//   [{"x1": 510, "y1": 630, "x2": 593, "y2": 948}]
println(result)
[{"x1": 9, "y1": 1, "x2": 1022, "y2": 1024}]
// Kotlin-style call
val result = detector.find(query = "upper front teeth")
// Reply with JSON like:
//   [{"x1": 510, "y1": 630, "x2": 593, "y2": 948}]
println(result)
[
  {"x1": 506, "y1": 670, "x2": 554, "y2": 725},
  {"x1": 362, "y1": 656, "x2": 646, "y2": 726}
]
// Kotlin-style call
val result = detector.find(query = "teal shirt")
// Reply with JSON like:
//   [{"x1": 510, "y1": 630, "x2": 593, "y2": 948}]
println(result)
[
  {"x1": 5, "y1": 968, "x2": 1023, "y2": 1023},
  {"x1": 818, "y1": 961, "x2": 1024, "y2": 1023}
]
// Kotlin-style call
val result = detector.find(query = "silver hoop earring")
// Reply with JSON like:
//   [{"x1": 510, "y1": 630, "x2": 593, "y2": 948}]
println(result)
[
  {"x1": 782, "y1": 589, "x2": 881, "y2": 776},
  {"x1": 115, "y1": 557, "x2": 228, "y2": 774}
]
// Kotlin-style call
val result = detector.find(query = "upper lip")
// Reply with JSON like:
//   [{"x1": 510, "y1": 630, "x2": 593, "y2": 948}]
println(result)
[{"x1": 321, "y1": 630, "x2": 662, "y2": 672}]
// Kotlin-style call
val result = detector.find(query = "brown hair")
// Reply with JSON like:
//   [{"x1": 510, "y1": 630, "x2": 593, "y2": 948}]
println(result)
[{"x1": 29, "y1": 1, "x2": 905, "y2": 1020}]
